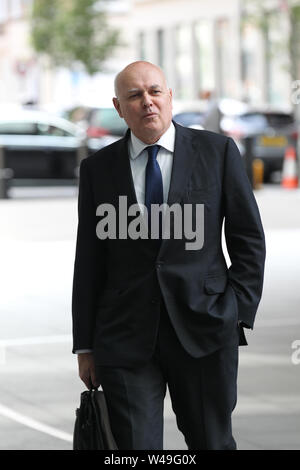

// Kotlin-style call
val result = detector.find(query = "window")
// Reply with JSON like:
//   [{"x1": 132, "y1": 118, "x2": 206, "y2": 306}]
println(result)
[
  {"x1": 0, "y1": 121, "x2": 37, "y2": 135},
  {"x1": 173, "y1": 112, "x2": 204, "y2": 127},
  {"x1": 215, "y1": 18, "x2": 231, "y2": 97},
  {"x1": 137, "y1": 31, "x2": 146, "y2": 60},
  {"x1": 0, "y1": 0, "x2": 9, "y2": 23},
  {"x1": 157, "y1": 29, "x2": 164, "y2": 69},
  {"x1": 0, "y1": 121, "x2": 74, "y2": 136},
  {"x1": 36, "y1": 123, "x2": 73, "y2": 137},
  {"x1": 194, "y1": 20, "x2": 215, "y2": 97},
  {"x1": 10, "y1": 0, "x2": 23, "y2": 19},
  {"x1": 175, "y1": 25, "x2": 193, "y2": 99}
]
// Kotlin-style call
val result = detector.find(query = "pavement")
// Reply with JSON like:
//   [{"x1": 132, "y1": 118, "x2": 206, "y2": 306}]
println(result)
[{"x1": 0, "y1": 184, "x2": 299, "y2": 450}]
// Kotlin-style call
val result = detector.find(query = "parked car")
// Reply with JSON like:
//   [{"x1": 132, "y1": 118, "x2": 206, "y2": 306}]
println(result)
[
  {"x1": 0, "y1": 110, "x2": 87, "y2": 180},
  {"x1": 61, "y1": 105, "x2": 129, "y2": 154},
  {"x1": 64, "y1": 105, "x2": 127, "y2": 142},
  {"x1": 172, "y1": 100, "x2": 207, "y2": 130},
  {"x1": 200, "y1": 98, "x2": 250, "y2": 132},
  {"x1": 220, "y1": 109, "x2": 298, "y2": 181}
]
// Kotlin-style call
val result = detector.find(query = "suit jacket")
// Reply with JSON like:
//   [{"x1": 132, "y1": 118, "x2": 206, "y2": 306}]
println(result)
[{"x1": 72, "y1": 122, "x2": 266, "y2": 367}]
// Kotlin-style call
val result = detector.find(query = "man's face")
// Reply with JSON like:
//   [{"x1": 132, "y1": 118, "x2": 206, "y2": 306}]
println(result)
[{"x1": 113, "y1": 62, "x2": 173, "y2": 144}]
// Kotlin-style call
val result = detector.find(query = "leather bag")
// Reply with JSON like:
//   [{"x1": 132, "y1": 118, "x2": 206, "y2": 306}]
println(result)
[{"x1": 73, "y1": 388, "x2": 118, "y2": 450}]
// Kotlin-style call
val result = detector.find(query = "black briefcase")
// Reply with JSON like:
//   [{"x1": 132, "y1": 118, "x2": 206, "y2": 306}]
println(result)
[{"x1": 73, "y1": 388, "x2": 118, "y2": 450}]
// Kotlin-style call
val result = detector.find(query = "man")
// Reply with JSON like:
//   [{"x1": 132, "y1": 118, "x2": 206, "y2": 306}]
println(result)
[{"x1": 72, "y1": 61, "x2": 266, "y2": 450}]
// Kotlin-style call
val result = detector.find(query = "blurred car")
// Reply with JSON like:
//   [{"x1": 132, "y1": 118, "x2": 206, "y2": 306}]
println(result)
[
  {"x1": 86, "y1": 107, "x2": 127, "y2": 138},
  {"x1": 220, "y1": 109, "x2": 298, "y2": 181},
  {"x1": 0, "y1": 110, "x2": 87, "y2": 180},
  {"x1": 62, "y1": 105, "x2": 129, "y2": 153},
  {"x1": 172, "y1": 100, "x2": 207, "y2": 130},
  {"x1": 63, "y1": 106, "x2": 128, "y2": 152},
  {"x1": 65, "y1": 101, "x2": 207, "y2": 148},
  {"x1": 201, "y1": 98, "x2": 250, "y2": 133},
  {"x1": 173, "y1": 111, "x2": 205, "y2": 129}
]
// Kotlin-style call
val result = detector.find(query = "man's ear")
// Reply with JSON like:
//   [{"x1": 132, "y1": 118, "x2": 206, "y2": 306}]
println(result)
[
  {"x1": 169, "y1": 88, "x2": 173, "y2": 110},
  {"x1": 113, "y1": 97, "x2": 123, "y2": 118}
]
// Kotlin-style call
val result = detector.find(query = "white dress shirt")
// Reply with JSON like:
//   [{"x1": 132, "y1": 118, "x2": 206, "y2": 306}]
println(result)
[
  {"x1": 129, "y1": 122, "x2": 175, "y2": 209},
  {"x1": 76, "y1": 122, "x2": 176, "y2": 354}
]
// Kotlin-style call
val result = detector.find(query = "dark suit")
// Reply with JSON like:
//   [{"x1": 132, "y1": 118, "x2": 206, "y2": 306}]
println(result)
[{"x1": 72, "y1": 122, "x2": 266, "y2": 449}]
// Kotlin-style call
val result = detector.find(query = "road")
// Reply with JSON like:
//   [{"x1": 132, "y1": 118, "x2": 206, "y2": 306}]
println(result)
[{"x1": 0, "y1": 184, "x2": 299, "y2": 450}]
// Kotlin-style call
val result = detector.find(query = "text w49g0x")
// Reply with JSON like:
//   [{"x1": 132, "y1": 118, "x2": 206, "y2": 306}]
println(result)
[{"x1": 147, "y1": 454, "x2": 196, "y2": 464}]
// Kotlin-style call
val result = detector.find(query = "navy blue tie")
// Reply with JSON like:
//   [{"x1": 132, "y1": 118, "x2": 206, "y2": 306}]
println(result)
[{"x1": 145, "y1": 145, "x2": 163, "y2": 239}]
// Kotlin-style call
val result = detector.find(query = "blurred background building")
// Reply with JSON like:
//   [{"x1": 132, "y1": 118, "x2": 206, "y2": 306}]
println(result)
[
  {"x1": 0, "y1": 1, "x2": 300, "y2": 451},
  {"x1": 0, "y1": 0, "x2": 296, "y2": 110}
]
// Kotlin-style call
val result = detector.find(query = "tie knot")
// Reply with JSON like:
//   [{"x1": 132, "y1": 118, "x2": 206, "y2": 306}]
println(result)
[{"x1": 146, "y1": 145, "x2": 160, "y2": 160}]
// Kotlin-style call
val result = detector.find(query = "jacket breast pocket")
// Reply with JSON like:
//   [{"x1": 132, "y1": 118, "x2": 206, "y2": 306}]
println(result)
[
  {"x1": 204, "y1": 275, "x2": 228, "y2": 295},
  {"x1": 185, "y1": 185, "x2": 217, "y2": 207}
]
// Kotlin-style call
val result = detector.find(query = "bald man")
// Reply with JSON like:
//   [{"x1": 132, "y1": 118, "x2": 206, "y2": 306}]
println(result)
[{"x1": 72, "y1": 61, "x2": 265, "y2": 450}]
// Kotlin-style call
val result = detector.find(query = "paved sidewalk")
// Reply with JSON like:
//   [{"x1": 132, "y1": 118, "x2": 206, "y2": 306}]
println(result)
[{"x1": 0, "y1": 184, "x2": 299, "y2": 450}]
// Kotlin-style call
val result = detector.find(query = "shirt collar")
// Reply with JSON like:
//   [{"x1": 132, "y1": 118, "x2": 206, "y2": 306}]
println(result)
[{"x1": 129, "y1": 121, "x2": 175, "y2": 160}]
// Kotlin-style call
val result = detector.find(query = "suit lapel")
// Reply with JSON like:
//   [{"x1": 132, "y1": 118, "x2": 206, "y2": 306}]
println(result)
[
  {"x1": 156, "y1": 123, "x2": 201, "y2": 256},
  {"x1": 167, "y1": 122, "x2": 198, "y2": 206},
  {"x1": 112, "y1": 129, "x2": 138, "y2": 209}
]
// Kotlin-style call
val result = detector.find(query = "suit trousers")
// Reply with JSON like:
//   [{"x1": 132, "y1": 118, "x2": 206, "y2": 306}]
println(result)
[{"x1": 96, "y1": 301, "x2": 239, "y2": 450}]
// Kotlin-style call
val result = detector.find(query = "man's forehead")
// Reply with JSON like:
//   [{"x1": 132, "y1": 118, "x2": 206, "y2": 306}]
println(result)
[
  {"x1": 127, "y1": 84, "x2": 162, "y2": 92},
  {"x1": 115, "y1": 62, "x2": 167, "y2": 96},
  {"x1": 124, "y1": 65, "x2": 164, "y2": 80},
  {"x1": 123, "y1": 70, "x2": 165, "y2": 85}
]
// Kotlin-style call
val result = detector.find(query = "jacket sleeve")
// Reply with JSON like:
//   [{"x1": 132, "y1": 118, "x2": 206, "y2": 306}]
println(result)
[
  {"x1": 223, "y1": 137, "x2": 266, "y2": 328},
  {"x1": 72, "y1": 158, "x2": 106, "y2": 352}
]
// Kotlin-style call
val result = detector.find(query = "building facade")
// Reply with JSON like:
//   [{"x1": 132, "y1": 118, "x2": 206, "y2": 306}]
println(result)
[
  {"x1": 127, "y1": 0, "x2": 242, "y2": 101},
  {"x1": 0, "y1": 0, "x2": 39, "y2": 105},
  {"x1": 0, "y1": 0, "x2": 295, "y2": 110},
  {"x1": 124, "y1": 0, "x2": 292, "y2": 107}
]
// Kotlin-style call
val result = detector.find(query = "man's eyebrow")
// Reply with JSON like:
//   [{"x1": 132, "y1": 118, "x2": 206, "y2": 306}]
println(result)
[
  {"x1": 127, "y1": 88, "x2": 140, "y2": 94},
  {"x1": 127, "y1": 84, "x2": 162, "y2": 94}
]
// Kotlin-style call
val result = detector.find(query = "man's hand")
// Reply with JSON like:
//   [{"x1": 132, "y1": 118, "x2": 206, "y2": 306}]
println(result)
[{"x1": 77, "y1": 352, "x2": 100, "y2": 389}]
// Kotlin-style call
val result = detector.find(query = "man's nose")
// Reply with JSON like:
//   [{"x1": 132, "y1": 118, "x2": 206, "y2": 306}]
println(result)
[{"x1": 142, "y1": 92, "x2": 153, "y2": 107}]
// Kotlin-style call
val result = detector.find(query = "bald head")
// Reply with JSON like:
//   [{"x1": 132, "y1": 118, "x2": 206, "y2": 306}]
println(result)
[
  {"x1": 114, "y1": 61, "x2": 168, "y2": 99},
  {"x1": 112, "y1": 61, "x2": 173, "y2": 144}
]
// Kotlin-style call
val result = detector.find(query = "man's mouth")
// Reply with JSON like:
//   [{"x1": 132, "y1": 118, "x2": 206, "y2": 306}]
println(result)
[{"x1": 143, "y1": 112, "x2": 158, "y2": 119}]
